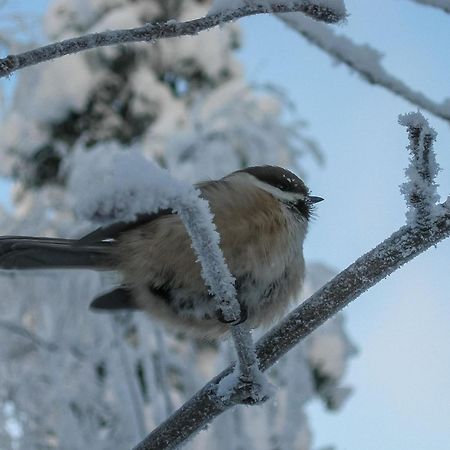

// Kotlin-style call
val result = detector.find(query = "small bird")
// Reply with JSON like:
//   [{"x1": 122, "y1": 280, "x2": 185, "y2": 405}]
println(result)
[{"x1": 0, "y1": 166, "x2": 323, "y2": 337}]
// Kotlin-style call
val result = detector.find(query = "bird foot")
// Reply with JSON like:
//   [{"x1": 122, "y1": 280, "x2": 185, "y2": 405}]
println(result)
[{"x1": 216, "y1": 304, "x2": 247, "y2": 325}]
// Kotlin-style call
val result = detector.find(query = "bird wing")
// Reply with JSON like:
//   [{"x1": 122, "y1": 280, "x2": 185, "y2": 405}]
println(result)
[
  {"x1": 77, "y1": 181, "x2": 217, "y2": 244},
  {"x1": 90, "y1": 286, "x2": 138, "y2": 310},
  {"x1": 77, "y1": 209, "x2": 174, "y2": 244}
]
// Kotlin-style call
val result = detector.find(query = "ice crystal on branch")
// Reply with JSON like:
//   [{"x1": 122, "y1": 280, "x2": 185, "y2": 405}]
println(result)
[{"x1": 399, "y1": 112, "x2": 440, "y2": 228}]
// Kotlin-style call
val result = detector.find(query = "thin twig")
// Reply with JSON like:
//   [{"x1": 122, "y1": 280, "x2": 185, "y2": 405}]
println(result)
[
  {"x1": 410, "y1": 0, "x2": 450, "y2": 14},
  {"x1": 0, "y1": 1, "x2": 346, "y2": 78},
  {"x1": 278, "y1": 14, "x2": 450, "y2": 124},
  {"x1": 230, "y1": 324, "x2": 258, "y2": 382}
]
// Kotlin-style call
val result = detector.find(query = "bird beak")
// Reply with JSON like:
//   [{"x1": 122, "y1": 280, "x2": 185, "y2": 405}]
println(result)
[{"x1": 308, "y1": 195, "x2": 324, "y2": 204}]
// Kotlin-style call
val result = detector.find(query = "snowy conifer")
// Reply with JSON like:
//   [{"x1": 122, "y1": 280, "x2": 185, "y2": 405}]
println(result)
[{"x1": 0, "y1": 1, "x2": 353, "y2": 449}]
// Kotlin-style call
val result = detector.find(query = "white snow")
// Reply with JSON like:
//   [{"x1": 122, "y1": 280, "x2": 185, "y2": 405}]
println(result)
[{"x1": 216, "y1": 368, "x2": 240, "y2": 400}]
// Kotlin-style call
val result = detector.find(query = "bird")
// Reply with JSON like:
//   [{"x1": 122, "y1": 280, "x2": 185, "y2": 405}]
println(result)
[{"x1": 0, "y1": 166, "x2": 323, "y2": 337}]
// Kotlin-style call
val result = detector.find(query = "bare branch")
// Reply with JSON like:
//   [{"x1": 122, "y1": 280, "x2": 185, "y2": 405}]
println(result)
[
  {"x1": 277, "y1": 14, "x2": 450, "y2": 124},
  {"x1": 410, "y1": 0, "x2": 450, "y2": 14},
  {"x1": 132, "y1": 115, "x2": 450, "y2": 450},
  {"x1": 399, "y1": 112, "x2": 440, "y2": 228},
  {"x1": 0, "y1": 1, "x2": 346, "y2": 78}
]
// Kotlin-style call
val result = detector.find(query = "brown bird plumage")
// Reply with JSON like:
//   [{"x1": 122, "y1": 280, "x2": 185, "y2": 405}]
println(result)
[{"x1": 0, "y1": 166, "x2": 322, "y2": 337}]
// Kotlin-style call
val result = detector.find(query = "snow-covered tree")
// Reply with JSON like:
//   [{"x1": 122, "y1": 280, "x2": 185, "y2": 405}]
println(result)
[{"x1": 0, "y1": 1, "x2": 353, "y2": 449}]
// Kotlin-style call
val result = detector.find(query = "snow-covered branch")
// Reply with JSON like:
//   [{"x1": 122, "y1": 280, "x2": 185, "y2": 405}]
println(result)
[
  {"x1": 0, "y1": 1, "x2": 346, "y2": 78},
  {"x1": 277, "y1": 14, "x2": 450, "y2": 124},
  {"x1": 399, "y1": 112, "x2": 440, "y2": 228},
  {"x1": 132, "y1": 115, "x2": 450, "y2": 450},
  {"x1": 410, "y1": 0, "x2": 450, "y2": 13}
]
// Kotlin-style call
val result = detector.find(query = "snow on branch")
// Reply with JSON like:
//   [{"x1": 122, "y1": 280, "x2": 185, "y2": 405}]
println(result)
[
  {"x1": 410, "y1": 0, "x2": 450, "y2": 13},
  {"x1": 399, "y1": 112, "x2": 441, "y2": 228},
  {"x1": 69, "y1": 145, "x2": 267, "y2": 402},
  {"x1": 0, "y1": 1, "x2": 346, "y2": 78},
  {"x1": 132, "y1": 116, "x2": 450, "y2": 450},
  {"x1": 277, "y1": 14, "x2": 450, "y2": 124}
]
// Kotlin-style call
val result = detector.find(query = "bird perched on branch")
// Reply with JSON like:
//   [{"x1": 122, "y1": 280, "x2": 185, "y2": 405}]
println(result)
[{"x1": 0, "y1": 166, "x2": 322, "y2": 337}]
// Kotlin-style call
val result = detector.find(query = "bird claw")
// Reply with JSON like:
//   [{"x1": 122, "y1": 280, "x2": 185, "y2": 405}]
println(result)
[{"x1": 216, "y1": 304, "x2": 247, "y2": 325}]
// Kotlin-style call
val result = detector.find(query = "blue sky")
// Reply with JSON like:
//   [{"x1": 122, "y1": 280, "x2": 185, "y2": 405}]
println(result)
[
  {"x1": 238, "y1": 2, "x2": 450, "y2": 449},
  {"x1": 1, "y1": 1, "x2": 450, "y2": 450}
]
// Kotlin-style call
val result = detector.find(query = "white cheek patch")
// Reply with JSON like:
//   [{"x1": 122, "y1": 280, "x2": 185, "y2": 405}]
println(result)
[{"x1": 229, "y1": 173, "x2": 307, "y2": 203}]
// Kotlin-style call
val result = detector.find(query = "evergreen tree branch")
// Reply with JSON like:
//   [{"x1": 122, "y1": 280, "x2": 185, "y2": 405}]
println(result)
[
  {"x1": 0, "y1": 1, "x2": 346, "y2": 78},
  {"x1": 277, "y1": 14, "x2": 450, "y2": 124},
  {"x1": 132, "y1": 115, "x2": 450, "y2": 450}
]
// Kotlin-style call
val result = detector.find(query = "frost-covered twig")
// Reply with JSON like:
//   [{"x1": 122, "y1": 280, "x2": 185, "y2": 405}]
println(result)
[
  {"x1": 229, "y1": 324, "x2": 259, "y2": 382},
  {"x1": 410, "y1": 0, "x2": 450, "y2": 14},
  {"x1": 399, "y1": 112, "x2": 440, "y2": 228},
  {"x1": 132, "y1": 116, "x2": 450, "y2": 450},
  {"x1": 0, "y1": 1, "x2": 346, "y2": 78},
  {"x1": 278, "y1": 14, "x2": 450, "y2": 124}
]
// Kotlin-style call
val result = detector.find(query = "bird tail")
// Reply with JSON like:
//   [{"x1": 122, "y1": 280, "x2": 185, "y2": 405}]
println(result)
[{"x1": 0, "y1": 236, "x2": 114, "y2": 270}]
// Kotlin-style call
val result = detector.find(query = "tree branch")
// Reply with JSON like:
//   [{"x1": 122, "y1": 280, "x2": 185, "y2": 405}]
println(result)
[
  {"x1": 131, "y1": 114, "x2": 450, "y2": 450},
  {"x1": 399, "y1": 112, "x2": 440, "y2": 228},
  {"x1": 174, "y1": 190, "x2": 265, "y2": 393},
  {"x1": 410, "y1": 0, "x2": 450, "y2": 14},
  {"x1": 0, "y1": 1, "x2": 346, "y2": 78},
  {"x1": 277, "y1": 14, "x2": 450, "y2": 124}
]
